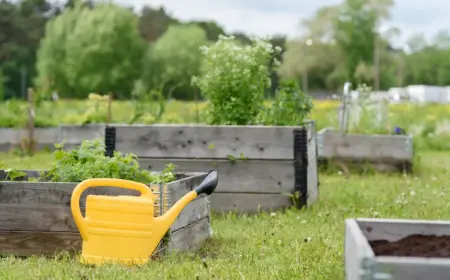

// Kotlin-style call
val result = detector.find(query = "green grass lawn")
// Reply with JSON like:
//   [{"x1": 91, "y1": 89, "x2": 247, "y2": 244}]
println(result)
[{"x1": 0, "y1": 151, "x2": 449, "y2": 279}]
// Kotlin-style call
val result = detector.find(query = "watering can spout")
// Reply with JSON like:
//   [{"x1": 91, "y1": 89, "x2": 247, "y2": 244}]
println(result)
[{"x1": 154, "y1": 170, "x2": 218, "y2": 235}]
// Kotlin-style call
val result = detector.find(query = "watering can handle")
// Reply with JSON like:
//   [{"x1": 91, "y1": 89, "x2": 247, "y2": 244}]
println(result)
[{"x1": 70, "y1": 178, "x2": 152, "y2": 241}]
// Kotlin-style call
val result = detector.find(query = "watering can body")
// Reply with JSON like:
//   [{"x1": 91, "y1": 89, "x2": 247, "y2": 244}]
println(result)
[{"x1": 70, "y1": 171, "x2": 218, "y2": 266}]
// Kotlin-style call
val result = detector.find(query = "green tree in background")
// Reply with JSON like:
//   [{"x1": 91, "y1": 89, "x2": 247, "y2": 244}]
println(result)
[
  {"x1": 35, "y1": 1, "x2": 145, "y2": 99},
  {"x1": 141, "y1": 24, "x2": 209, "y2": 100}
]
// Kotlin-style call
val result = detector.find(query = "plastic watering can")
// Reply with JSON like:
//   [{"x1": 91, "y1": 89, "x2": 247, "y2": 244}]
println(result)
[{"x1": 70, "y1": 170, "x2": 218, "y2": 266}]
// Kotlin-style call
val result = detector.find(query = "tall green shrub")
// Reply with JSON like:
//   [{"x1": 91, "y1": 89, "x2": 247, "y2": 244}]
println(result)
[
  {"x1": 192, "y1": 35, "x2": 280, "y2": 125},
  {"x1": 35, "y1": 2, "x2": 145, "y2": 98}
]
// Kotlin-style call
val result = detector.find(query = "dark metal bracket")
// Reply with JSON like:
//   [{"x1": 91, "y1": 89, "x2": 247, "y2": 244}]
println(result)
[
  {"x1": 293, "y1": 127, "x2": 308, "y2": 209},
  {"x1": 104, "y1": 126, "x2": 116, "y2": 157}
]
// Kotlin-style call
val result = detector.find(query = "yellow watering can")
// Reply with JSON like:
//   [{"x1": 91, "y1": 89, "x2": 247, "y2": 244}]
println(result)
[{"x1": 70, "y1": 170, "x2": 218, "y2": 266}]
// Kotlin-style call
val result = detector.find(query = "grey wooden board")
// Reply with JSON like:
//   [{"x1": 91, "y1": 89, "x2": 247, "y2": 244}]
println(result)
[
  {"x1": 0, "y1": 230, "x2": 81, "y2": 256},
  {"x1": 318, "y1": 128, "x2": 413, "y2": 162},
  {"x1": 375, "y1": 257, "x2": 450, "y2": 280},
  {"x1": 168, "y1": 216, "x2": 211, "y2": 252},
  {"x1": 209, "y1": 193, "x2": 293, "y2": 213},
  {"x1": 113, "y1": 124, "x2": 305, "y2": 160},
  {"x1": 307, "y1": 122, "x2": 319, "y2": 205},
  {"x1": 0, "y1": 173, "x2": 211, "y2": 234},
  {"x1": 139, "y1": 158, "x2": 295, "y2": 194},
  {"x1": 357, "y1": 218, "x2": 450, "y2": 242},
  {"x1": 0, "y1": 125, "x2": 105, "y2": 152},
  {"x1": 168, "y1": 172, "x2": 207, "y2": 202},
  {"x1": 0, "y1": 172, "x2": 207, "y2": 208},
  {"x1": 0, "y1": 204, "x2": 78, "y2": 232},
  {"x1": 345, "y1": 218, "x2": 450, "y2": 280},
  {"x1": 0, "y1": 127, "x2": 59, "y2": 152},
  {"x1": 0, "y1": 201, "x2": 208, "y2": 234},
  {"x1": 0, "y1": 181, "x2": 139, "y2": 208},
  {"x1": 58, "y1": 124, "x2": 105, "y2": 149},
  {"x1": 170, "y1": 196, "x2": 210, "y2": 232},
  {"x1": 344, "y1": 219, "x2": 375, "y2": 280}
]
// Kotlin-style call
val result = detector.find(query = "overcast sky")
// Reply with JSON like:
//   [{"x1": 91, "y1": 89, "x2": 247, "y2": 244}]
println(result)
[{"x1": 113, "y1": 0, "x2": 448, "y2": 47}]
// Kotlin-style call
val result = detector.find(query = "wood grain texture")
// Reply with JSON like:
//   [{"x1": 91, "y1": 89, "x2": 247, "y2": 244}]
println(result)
[
  {"x1": 168, "y1": 173, "x2": 207, "y2": 202},
  {"x1": 0, "y1": 125, "x2": 105, "y2": 152},
  {"x1": 0, "y1": 231, "x2": 81, "y2": 257},
  {"x1": 0, "y1": 181, "x2": 140, "y2": 208},
  {"x1": 356, "y1": 218, "x2": 450, "y2": 242},
  {"x1": 307, "y1": 123, "x2": 319, "y2": 205},
  {"x1": 113, "y1": 124, "x2": 300, "y2": 160},
  {"x1": 58, "y1": 124, "x2": 105, "y2": 149},
  {"x1": 345, "y1": 218, "x2": 450, "y2": 280},
  {"x1": 209, "y1": 192, "x2": 293, "y2": 213},
  {"x1": 170, "y1": 196, "x2": 210, "y2": 232},
  {"x1": 0, "y1": 204, "x2": 78, "y2": 232},
  {"x1": 139, "y1": 158, "x2": 295, "y2": 194},
  {"x1": 168, "y1": 217, "x2": 211, "y2": 252},
  {"x1": 0, "y1": 127, "x2": 59, "y2": 152},
  {"x1": 0, "y1": 173, "x2": 212, "y2": 257},
  {"x1": 318, "y1": 128, "x2": 413, "y2": 162}
]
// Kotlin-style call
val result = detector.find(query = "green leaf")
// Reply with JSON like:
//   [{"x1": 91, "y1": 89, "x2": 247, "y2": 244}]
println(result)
[{"x1": 5, "y1": 168, "x2": 28, "y2": 181}]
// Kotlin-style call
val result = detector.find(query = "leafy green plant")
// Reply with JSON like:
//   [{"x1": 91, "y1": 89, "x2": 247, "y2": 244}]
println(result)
[
  {"x1": 129, "y1": 80, "x2": 166, "y2": 124},
  {"x1": 259, "y1": 80, "x2": 313, "y2": 125},
  {"x1": 346, "y1": 83, "x2": 390, "y2": 135},
  {"x1": 4, "y1": 168, "x2": 28, "y2": 181},
  {"x1": 35, "y1": 1, "x2": 145, "y2": 98},
  {"x1": 40, "y1": 139, "x2": 176, "y2": 184},
  {"x1": 60, "y1": 93, "x2": 110, "y2": 125},
  {"x1": 192, "y1": 35, "x2": 280, "y2": 125}
]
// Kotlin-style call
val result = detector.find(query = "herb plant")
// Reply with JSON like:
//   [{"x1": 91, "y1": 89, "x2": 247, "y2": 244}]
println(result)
[
  {"x1": 40, "y1": 139, "x2": 176, "y2": 184},
  {"x1": 346, "y1": 83, "x2": 390, "y2": 135},
  {"x1": 259, "y1": 80, "x2": 313, "y2": 126},
  {"x1": 192, "y1": 35, "x2": 280, "y2": 125}
]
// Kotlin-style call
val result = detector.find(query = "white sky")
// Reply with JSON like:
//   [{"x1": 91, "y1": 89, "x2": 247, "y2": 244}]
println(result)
[{"x1": 112, "y1": 0, "x2": 450, "y2": 47}]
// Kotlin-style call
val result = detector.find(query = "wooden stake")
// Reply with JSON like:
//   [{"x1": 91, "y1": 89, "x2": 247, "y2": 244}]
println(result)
[{"x1": 27, "y1": 88, "x2": 35, "y2": 155}]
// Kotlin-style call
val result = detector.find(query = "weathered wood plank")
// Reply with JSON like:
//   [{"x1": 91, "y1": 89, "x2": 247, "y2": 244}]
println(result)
[
  {"x1": 307, "y1": 123, "x2": 319, "y2": 205},
  {"x1": 209, "y1": 193, "x2": 293, "y2": 213},
  {"x1": 318, "y1": 128, "x2": 413, "y2": 162},
  {"x1": 346, "y1": 218, "x2": 450, "y2": 280},
  {"x1": 0, "y1": 231, "x2": 81, "y2": 257},
  {"x1": 167, "y1": 172, "x2": 207, "y2": 202},
  {"x1": 0, "y1": 127, "x2": 59, "y2": 152},
  {"x1": 168, "y1": 217, "x2": 211, "y2": 252},
  {"x1": 0, "y1": 204, "x2": 78, "y2": 232},
  {"x1": 0, "y1": 182, "x2": 141, "y2": 207},
  {"x1": 356, "y1": 218, "x2": 450, "y2": 242},
  {"x1": 58, "y1": 124, "x2": 105, "y2": 149},
  {"x1": 0, "y1": 198, "x2": 209, "y2": 235},
  {"x1": 171, "y1": 196, "x2": 210, "y2": 232},
  {"x1": 139, "y1": 158, "x2": 295, "y2": 194},
  {"x1": 113, "y1": 124, "x2": 300, "y2": 160}
]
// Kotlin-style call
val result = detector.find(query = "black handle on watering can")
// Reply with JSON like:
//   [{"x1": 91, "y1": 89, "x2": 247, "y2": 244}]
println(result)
[{"x1": 194, "y1": 170, "x2": 218, "y2": 196}]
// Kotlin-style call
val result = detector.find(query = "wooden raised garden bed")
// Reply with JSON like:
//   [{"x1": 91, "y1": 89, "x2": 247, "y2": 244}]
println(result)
[
  {"x1": 345, "y1": 218, "x2": 450, "y2": 280},
  {"x1": 317, "y1": 128, "x2": 414, "y2": 173},
  {"x1": 106, "y1": 121, "x2": 319, "y2": 213},
  {"x1": 0, "y1": 170, "x2": 211, "y2": 257},
  {"x1": 0, "y1": 124, "x2": 105, "y2": 152}
]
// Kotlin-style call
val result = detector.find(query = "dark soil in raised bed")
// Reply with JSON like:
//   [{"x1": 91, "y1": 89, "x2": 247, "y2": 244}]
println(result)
[{"x1": 369, "y1": 234, "x2": 450, "y2": 258}]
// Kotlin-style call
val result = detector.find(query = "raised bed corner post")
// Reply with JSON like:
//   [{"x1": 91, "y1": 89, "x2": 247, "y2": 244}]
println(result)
[
  {"x1": 104, "y1": 126, "x2": 116, "y2": 157},
  {"x1": 293, "y1": 127, "x2": 308, "y2": 209}
]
